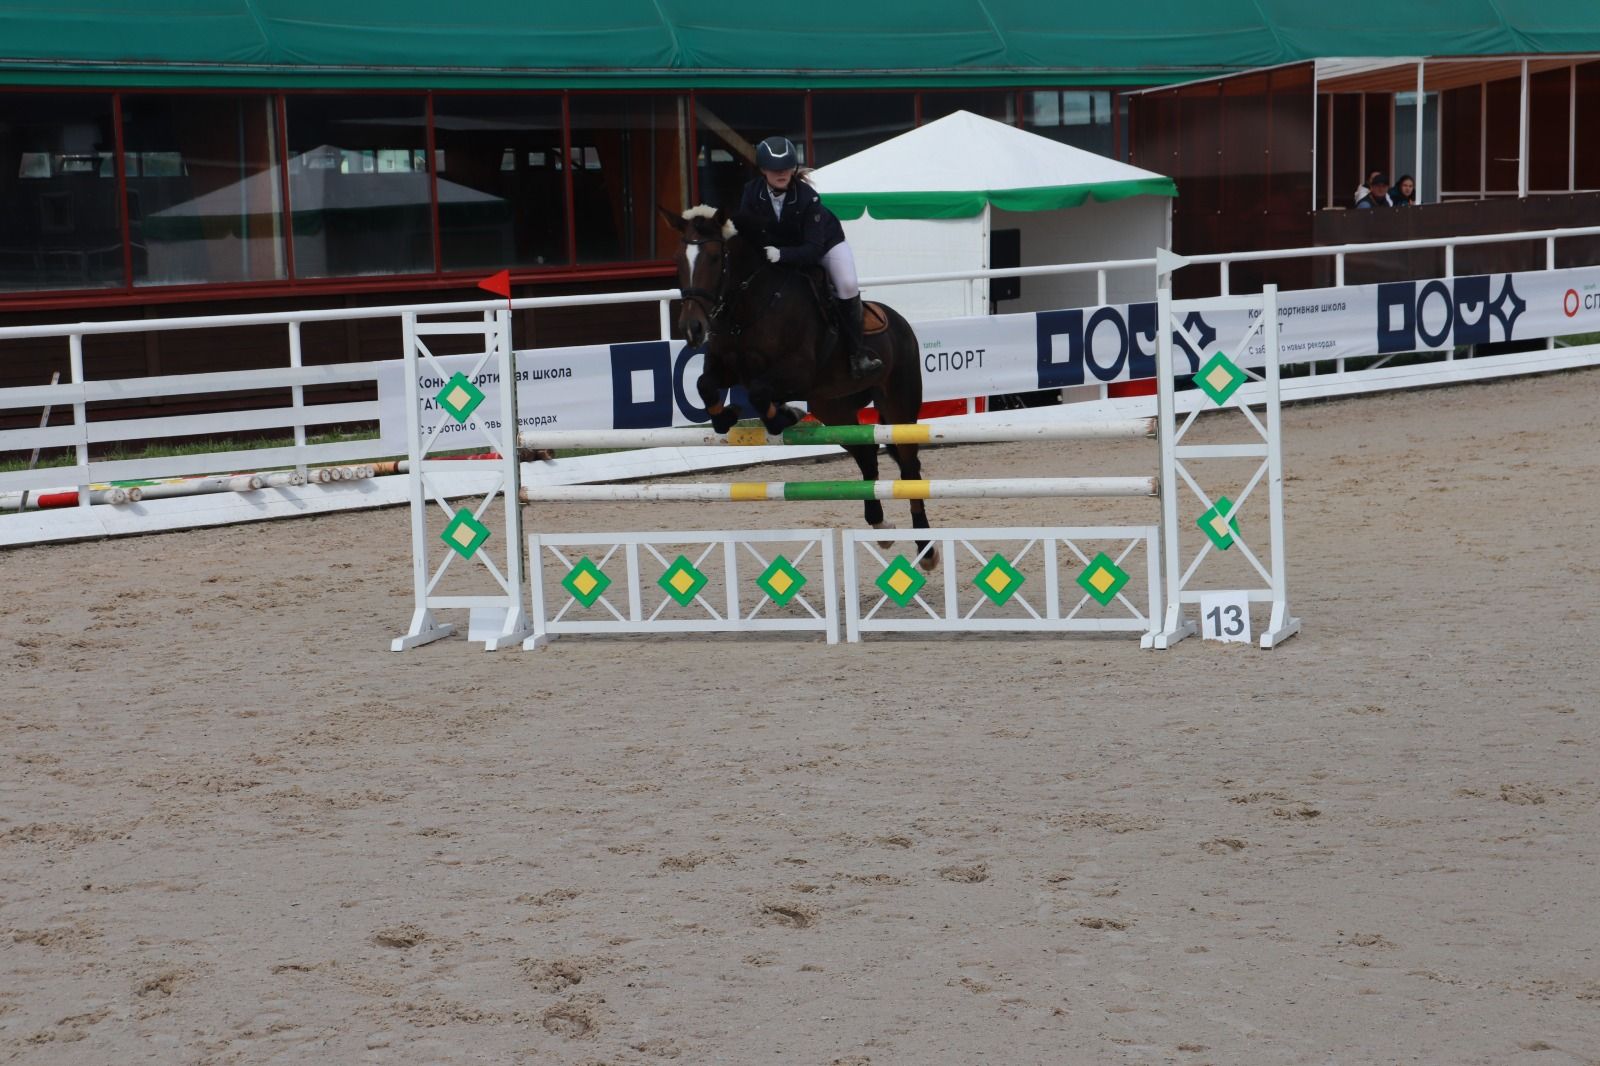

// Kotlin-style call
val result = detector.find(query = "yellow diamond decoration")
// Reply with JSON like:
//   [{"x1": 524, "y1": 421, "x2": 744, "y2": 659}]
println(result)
[
  {"x1": 973, "y1": 553, "x2": 1026, "y2": 606},
  {"x1": 434, "y1": 372, "x2": 487, "y2": 424},
  {"x1": 1075, "y1": 552, "x2": 1131, "y2": 606},
  {"x1": 755, "y1": 554, "x2": 808, "y2": 607},
  {"x1": 561, "y1": 557, "x2": 611, "y2": 607},
  {"x1": 439, "y1": 507, "x2": 491, "y2": 559},
  {"x1": 657, "y1": 555, "x2": 709, "y2": 606},
  {"x1": 1194, "y1": 352, "x2": 1249, "y2": 405},
  {"x1": 875, "y1": 555, "x2": 927, "y2": 607}
]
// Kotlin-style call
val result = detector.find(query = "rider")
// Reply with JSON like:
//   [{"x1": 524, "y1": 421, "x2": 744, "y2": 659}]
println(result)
[{"x1": 740, "y1": 136, "x2": 883, "y2": 378}]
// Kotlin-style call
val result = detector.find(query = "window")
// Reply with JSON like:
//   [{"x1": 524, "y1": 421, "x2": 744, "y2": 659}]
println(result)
[
  {"x1": 569, "y1": 94, "x2": 689, "y2": 263},
  {"x1": 0, "y1": 93, "x2": 123, "y2": 292},
  {"x1": 433, "y1": 95, "x2": 566, "y2": 272},
  {"x1": 122, "y1": 94, "x2": 286, "y2": 287},
  {"x1": 693, "y1": 93, "x2": 805, "y2": 210},
  {"x1": 1024, "y1": 91, "x2": 1115, "y2": 157},
  {"x1": 285, "y1": 95, "x2": 432, "y2": 277},
  {"x1": 922, "y1": 91, "x2": 1017, "y2": 125},
  {"x1": 811, "y1": 93, "x2": 915, "y2": 166}
]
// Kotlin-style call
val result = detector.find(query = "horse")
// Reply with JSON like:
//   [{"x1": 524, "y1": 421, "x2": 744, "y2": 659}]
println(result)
[{"x1": 659, "y1": 204, "x2": 937, "y2": 569}]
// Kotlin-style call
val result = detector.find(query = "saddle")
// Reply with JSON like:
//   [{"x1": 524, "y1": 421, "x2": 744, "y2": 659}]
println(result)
[{"x1": 862, "y1": 301, "x2": 889, "y2": 335}]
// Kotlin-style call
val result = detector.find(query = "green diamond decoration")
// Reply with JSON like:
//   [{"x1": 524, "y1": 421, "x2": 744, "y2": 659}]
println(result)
[
  {"x1": 657, "y1": 555, "x2": 709, "y2": 607},
  {"x1": 755, "y1": 555, "x2": 808, "y2": 607},
  {"x1": 973, "y1": 553, "x2": 1026, "y2": 606},
  {"x1": 561, "y1": 557, "x2": 612, "y2": 608},
  {"x1": 874, "y1": 555, "x2": 927, "y2": 608},
  {"x1": 1195, "y1": 351, "x2": 1249, "y2": 406},
  {"x1": 1197, "y1": 495, "x2": 1241, "y2": 550},
  {"x1": 439, "y1": 507, "x2": 491, "y2": 559},
  {"x1": 1076, "y1": 552, "x2": 1131, "y2": 606},
  {"x1": 435, "y1": 372, "x2": 486, "y2": 424}
]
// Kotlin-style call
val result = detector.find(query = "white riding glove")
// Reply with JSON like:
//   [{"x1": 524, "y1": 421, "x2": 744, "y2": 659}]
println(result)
[{"x1": 764, "y1": 246, "x2": 781, "y2": 264}]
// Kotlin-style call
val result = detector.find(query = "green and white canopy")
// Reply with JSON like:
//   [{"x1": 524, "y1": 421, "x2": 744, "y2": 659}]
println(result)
[{"x1": 810, "y1": 111, "x2": 1176, "y2": 221}]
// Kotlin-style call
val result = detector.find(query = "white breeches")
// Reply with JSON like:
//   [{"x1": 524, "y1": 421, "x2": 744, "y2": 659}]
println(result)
[{"x1": 823, "y1": 242, "x2": 859, "y2": 300}]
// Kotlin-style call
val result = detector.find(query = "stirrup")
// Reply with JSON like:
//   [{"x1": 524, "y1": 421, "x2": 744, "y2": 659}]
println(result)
[{"x1": 849, "y1": 351, "x2": 883, "y2": 378}]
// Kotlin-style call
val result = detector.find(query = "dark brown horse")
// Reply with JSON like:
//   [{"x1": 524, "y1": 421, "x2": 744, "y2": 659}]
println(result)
[{"x1": 660, "y1": 204, "x2": 935, "y2": 567}]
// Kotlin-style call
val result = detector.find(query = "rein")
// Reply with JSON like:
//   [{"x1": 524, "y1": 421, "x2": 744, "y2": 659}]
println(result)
[{"x1": 679, "y1": 236, "x2": 766, "y2": 338}]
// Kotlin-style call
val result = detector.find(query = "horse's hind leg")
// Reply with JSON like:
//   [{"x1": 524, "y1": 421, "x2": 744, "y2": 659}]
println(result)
[
  {"x1": 838, "y1": 442, "x2": 893, "y2": 543},
  {"x1": 886, "y1": 443, "x2": 937, "y2": 571}
]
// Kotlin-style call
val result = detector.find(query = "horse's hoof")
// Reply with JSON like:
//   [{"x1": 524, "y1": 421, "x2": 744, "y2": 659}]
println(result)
[
  {"x1": 871, "y1": 521, "x2": 897, "y2": 549},
  {"x1": 763, "y1": 404, "x2": 803, "y2": 435},
  {"x1": 918, "y1": 545, "x2": 941, "y2": 572},
  {"x1": 710, "y1": 409, "x2": 740, "y2": 434}
]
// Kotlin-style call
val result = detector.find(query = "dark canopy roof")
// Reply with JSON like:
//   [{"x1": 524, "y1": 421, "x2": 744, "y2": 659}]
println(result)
[{"x1": 2, "y1": 0, "x2": 1597, "y2": 88}]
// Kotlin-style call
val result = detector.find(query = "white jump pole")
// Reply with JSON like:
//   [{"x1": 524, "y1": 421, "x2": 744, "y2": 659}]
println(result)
[
  {"x1": 516, "y1": 418, "x2": 1156, "y2": 451},
  {"x1": 520, "y1": 477, "x2": 1158, "y2": 503}
]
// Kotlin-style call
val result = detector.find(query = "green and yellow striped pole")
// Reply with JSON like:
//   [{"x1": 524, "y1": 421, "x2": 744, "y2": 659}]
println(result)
[{"x1": 521, "y1": 477, "x2": 1157, "y2": 503}]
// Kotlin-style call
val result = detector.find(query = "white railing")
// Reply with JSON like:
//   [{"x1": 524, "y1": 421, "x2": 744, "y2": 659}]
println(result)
[{"x1": 3, "y1": 222, "x2": 1599, "y2": 515}]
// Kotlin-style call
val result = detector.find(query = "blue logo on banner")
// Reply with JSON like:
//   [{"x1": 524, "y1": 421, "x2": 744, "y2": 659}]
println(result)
[
  {"x1": 610, "y1": 341, "x2": 674, "y2": 428},
  {"x1": 1377, "y1": 274, "x2": 1525, "y2": 354},
  {"x1": 1035, "y1": 303, "x2": 1184, "y2": 389},
  {"x1": 609, "y1": 341, "x2": 753, "y2": 427}
]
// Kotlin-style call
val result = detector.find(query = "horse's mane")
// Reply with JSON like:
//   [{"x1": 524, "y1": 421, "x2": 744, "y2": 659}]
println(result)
[{"x1": 680, "y1": 205, "x2": 769, "y2": 242}]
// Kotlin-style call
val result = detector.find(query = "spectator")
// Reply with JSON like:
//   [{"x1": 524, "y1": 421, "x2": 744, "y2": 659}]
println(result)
[
  {"x1": 1354, "y1": 169, "x2": 1381, "y2": 206},
  {"x1": 1356, "y1": 174, "x2": 1393, "y2": 209},
  {"x1": 1391, "y1": 174, "x2": 1416, "y2": 206}
]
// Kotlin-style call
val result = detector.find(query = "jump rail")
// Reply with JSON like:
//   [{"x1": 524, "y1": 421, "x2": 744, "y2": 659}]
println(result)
[
  {"x1": 514, "y1": 418, "x2": 1156, "y2": 451},
  {"x1": 519, "y1": 477, "x2": 1158, "y2": 503}
]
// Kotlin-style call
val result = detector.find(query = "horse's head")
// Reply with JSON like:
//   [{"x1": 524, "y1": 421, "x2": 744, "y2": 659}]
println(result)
[{"x1": 660, "y1": 204, "x2": 747, "y2": 348}]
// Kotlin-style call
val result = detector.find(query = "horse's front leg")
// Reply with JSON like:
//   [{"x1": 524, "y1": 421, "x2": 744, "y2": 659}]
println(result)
[
  {"x1": 746, "y1": 376, "x2": 803, "y2": 436},
  {"x1": 696, "y1": 346, "x2": 742, "y2": 434}
]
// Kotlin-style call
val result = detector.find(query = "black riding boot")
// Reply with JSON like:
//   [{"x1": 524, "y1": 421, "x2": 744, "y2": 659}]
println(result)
[{"x1": 838, "y1": 295, "x2": 882, "y2": 378}]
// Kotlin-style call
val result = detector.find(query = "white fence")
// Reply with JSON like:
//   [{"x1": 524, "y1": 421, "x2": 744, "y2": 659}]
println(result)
[{"x1": 3, "y1": 223, "x2": 1599, "y2": 547}]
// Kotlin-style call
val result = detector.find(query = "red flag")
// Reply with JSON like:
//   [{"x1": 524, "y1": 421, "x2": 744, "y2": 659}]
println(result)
[{"x1": 477, "y1": 269, "x2": 511, "y2": 299}]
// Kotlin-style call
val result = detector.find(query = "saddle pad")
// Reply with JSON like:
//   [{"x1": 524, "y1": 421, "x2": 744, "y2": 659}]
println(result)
[{"x1": 863, "y1": 302, "x2": 889, "y2": 335}]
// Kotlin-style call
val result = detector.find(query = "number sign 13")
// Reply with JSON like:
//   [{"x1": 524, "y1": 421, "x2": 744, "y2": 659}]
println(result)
[{"x1": 1200, "y1": 591, "x2": 1252, "y2": 644}]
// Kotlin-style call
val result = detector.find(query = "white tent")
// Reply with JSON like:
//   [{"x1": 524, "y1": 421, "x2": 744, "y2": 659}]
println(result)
[{"x1": 808, "y1": 111, "x2": 1175, "y2": 322}]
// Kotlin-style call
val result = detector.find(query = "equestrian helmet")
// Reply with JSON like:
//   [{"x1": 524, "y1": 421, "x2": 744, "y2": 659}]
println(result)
[{"x1": 756, "y1": 136, "x2": 799, "y2": 171}]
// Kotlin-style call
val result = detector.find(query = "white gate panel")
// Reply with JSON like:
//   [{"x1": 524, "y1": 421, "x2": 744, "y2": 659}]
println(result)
[
  {"x1": 841, "y1": 526, "x2": 1162, "y2": 644},
  {"x1": 527, "y1": 529, "x2": 838, "y2": 649}
]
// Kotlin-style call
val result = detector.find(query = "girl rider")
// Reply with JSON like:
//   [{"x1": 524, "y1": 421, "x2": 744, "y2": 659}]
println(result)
[{"x1": 739, "y1": 136, "x2": 882, "y2": 378}]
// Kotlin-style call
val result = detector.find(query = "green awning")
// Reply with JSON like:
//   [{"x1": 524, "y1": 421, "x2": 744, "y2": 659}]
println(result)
[
  {"x1": 824, "y1": 178, "x2": 1178, "y2": 221},
  {"x1": 1, "y1": 1, "x2": 1597, "y2": 89}
]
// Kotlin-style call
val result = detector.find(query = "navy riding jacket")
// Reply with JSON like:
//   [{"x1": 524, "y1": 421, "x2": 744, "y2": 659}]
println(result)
[{"x1": 739, "y1": 176, "x2": 846, "y2": 267}]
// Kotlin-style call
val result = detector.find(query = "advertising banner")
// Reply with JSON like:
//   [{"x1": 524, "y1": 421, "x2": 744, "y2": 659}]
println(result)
[{"x1": 379, "y1": 266, "x2": 1600, "y2": 448}]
